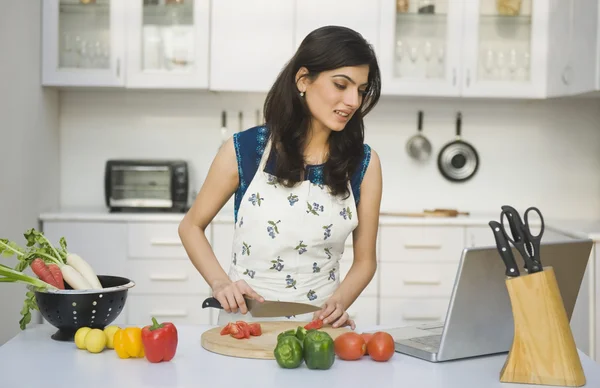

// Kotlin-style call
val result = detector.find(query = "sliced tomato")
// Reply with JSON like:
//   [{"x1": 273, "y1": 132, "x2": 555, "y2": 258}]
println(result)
[
  {"x1": 220, "y1": 322, "x2": 233, "y2": 336},
  {"x1": 228, "y1": 323, "x2": 241, "y2": 336},
  {"x1": 236, "y1": 321, "x2": 251, "y2": 338},
  {"x1": 304, "y1": 318, "x2": 323, "y2": 330},
  {"x1": 248, "y1": 323, "x2": 262, "y2": 336}
]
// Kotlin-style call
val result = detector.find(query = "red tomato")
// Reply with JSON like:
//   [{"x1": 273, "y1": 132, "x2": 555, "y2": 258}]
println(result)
[
  {"x1": 360, "y1": 333, "x2": 374, "y2": 355},
  {"x1": 235, "y1": 321, "x2": 251, "y2": 339},
  {"x1": 367, "y1": 332, "x2": 395, "y2": 362},
  {"x1": 220, "y1": 322, "x2": 233, "y2": 336},
  {"x1": 334, "y1": 332, "x2": 366, "y2": 360},
  {"x1": 249, "y1": 323, "x2": 262, "y2": 336},
  {"x1": 304, "y1": 319, "x2": 323, "y2": 330}
]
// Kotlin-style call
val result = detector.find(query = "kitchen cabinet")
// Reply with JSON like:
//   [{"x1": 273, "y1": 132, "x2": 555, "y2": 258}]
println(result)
[
  {"x1": 378, "y1": 0, "x2": 598, "y2": 98},
  {"x1": 293, "y1": 0, "x2": 381, "y2": 53},
  {"x1": 125, "y1": 0, "x2": 210, "y2": 89},
  {"x1": 208, "y1": 0, "x2": 295, "y2": 92},
  {"x1": 42, "y1": 0, "x2": 126, "y2": 87}
]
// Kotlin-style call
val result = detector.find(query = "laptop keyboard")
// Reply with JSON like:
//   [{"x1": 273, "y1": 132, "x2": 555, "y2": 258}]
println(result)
[{"x1": 409, "y1": 334, "x2": 442, "y2": 348}]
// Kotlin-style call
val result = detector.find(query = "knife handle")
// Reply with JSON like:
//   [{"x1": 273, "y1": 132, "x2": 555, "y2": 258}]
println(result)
[
  {"x1": 489, "y1": 221, "x2": 520, "y2": 277},
  {"x1": 202, "y1": 297, "x2": 223, "y2": 309}
]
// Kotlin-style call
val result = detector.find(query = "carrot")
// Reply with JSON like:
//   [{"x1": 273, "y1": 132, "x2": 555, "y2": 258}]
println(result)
[
  {"x1": 30, "y1": 258, "x2": 59, "y2": 288},
  {"x1": 47, "y1": 263, "x2": 64, "y2": 289}
]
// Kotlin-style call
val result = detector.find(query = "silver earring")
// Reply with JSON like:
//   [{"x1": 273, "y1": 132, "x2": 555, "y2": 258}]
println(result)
[{"x1": 299, "y1": 91, "x2": 305, "y2": 97}]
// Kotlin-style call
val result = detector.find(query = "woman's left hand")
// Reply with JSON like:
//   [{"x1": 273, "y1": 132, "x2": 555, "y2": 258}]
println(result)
[{"x1": 314, "y1": 298, "x2": 356, "y2": 330}]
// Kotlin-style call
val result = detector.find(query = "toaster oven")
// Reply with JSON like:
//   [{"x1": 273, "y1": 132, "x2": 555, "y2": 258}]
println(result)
[{"x1": 104, "y1": 159, "x2": 189, "y2": 212}]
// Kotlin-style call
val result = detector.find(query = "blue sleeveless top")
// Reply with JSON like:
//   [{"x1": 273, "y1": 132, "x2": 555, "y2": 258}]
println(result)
[{"x1": 232, "y1": 125, "x2": 371, "y2": 222}]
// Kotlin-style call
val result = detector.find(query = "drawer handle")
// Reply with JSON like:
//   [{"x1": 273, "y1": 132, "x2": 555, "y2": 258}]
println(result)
[
  {"x1": 150, "y1": 310, "x2": 188, "y2": 318},
  {"x1": 403, "y1": 244, "x2": 442, "y2": 250},
  {"x1": 149, "y1": 274, "x2": 189, "y2": 281},
  {"x1": 150, "y1": 240, "x2": 183, "y2": 246},
  {"x1": 402, "y1": 315, "x2": 441, "y2": 321},
  {"x1": 403, "y1": 280, "x2": 441, "y2": 286}
]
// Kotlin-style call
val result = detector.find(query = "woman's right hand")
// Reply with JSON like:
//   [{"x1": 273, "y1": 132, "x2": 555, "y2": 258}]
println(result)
[{"x1": 212, "y1": 279, "x2": 265, "y2": 314}]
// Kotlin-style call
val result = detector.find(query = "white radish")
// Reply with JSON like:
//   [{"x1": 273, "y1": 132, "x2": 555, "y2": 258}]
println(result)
[
  {"x1": 61, "y1": 264, "x2": 93, "y2": 290},
  {"x1": 66, "y1": 253, "x2": 102, "y2": 289}
]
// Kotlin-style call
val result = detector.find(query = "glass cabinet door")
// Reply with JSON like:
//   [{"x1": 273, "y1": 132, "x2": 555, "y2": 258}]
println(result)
[
  {"x1": 42, "y1": 0, "x2": 125, "y2": 86},
  {"x1": 379, "y1": 0, "x2": 464, "y2": 96},
  {"x1": 461, "y1": 0, "x2": 547, "y2": 97},
  {"x1": 126, "y1": 0, "x2": 209, "y2": 88}
]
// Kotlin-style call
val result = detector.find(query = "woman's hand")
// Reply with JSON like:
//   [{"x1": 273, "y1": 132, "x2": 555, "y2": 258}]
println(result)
[
  {"x1": 314, "y1": 298, "x2": 356, "y2": 330},
  {"x1": 212, "y1": 279, "x2": 264, "y2": 314}
]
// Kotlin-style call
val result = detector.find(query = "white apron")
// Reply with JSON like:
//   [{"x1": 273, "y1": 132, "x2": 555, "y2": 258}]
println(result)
[{"x1": 217, "y1": 139, "x2": 359, "y2": 324}]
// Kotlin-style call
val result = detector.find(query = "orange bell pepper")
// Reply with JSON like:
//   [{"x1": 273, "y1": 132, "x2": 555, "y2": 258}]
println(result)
[{"x1": 113, "y1": 327, "x2": 145, "y2": 359}]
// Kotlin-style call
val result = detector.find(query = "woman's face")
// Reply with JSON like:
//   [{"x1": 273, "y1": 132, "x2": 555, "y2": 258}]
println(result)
[{"x1": 298, "y1": 65, "x2": 369, "y2": 132}]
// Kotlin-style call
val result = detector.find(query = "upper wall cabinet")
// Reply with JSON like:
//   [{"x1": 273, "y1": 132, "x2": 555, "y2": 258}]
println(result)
[
  {"x1": 294, "y1": 0, "x2": 381, "y2": 54},
  {"x1": 378, "y1": 0, "x2": 598, "y2": 98},
  {"x1": 42, "y1": 0, "x2": 126, "y2": 87},
  {"x1": 209, "y1": 0, "x2": 295, "y2": 93},
  {"x1": 125, "y1": 0, "x2": 210, "y2": 89}
]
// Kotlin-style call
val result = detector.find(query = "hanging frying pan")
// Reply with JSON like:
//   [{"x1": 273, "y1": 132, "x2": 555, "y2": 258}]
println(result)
[
  {"x1": 406, "y1": 110, "x2": 432, "y2": 161},
  {"x1": 437, "y1": 112, "x2": 479, "y2": 182}
]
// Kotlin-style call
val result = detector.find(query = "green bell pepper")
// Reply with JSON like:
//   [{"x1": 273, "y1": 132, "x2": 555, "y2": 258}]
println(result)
[
  {"x1": 295, "y1": 326, "x2": 308, "y2": 342},
  {"x1": 274, "y1": 336, "x2": 304, "y2": 369},
  {"x1": 303, "y1": 330, "x2": 335, "y2": 370},
  {"x1": 277, "y1": 329, "x2": 297, "y2": 342}
]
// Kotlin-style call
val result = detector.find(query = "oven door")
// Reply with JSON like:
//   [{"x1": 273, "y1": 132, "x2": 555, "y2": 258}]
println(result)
[{"x1": 109, "y1": 165, "x2": 172, "y2": 208}]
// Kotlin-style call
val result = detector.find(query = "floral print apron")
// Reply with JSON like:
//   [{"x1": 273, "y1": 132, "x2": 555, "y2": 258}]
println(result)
[{"x1": 217, "y1": 139, "x2": 359, "y2": 325}]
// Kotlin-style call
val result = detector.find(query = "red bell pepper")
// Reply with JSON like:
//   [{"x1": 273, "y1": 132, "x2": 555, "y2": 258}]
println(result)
[{"x1": 141, "y1": 317, "x2": 178, "y2": 363}]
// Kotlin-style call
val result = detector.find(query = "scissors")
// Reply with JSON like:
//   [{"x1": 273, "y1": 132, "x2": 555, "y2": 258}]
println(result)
[{"x1": 499, "y1": 205, "x2": 545, "y2": 274}]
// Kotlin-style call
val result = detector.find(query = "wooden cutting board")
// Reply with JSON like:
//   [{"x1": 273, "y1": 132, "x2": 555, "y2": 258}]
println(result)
[{"x1": 201, "y1": 321, "x2": 351, "y2": 360}]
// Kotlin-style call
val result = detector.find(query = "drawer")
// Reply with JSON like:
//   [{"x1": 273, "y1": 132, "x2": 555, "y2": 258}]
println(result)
[
  {"x1": 379, "y1": 297, "x2": 450, "y2": 327},
  {"x1": 379, "y1": 226, "x2": 464, "y2": 263},
  {"x1": 380, "y1": 262, "x2": 459, "y2": 298},
  {"x1": 348, "y1": 296, "x2": 378, "y2": 329},
  {"x1": 127, "y1": 295, "x2": 212, "y2": 326},
  {"x1": 127, "y1": 259, "x2": 210, "y2": 295},
  {"x1": 128, "y1": 222, "x2": 210, "y2": 259},
  {"x1": 339, "y1": 261, "x2": 378, "y2": 297}
]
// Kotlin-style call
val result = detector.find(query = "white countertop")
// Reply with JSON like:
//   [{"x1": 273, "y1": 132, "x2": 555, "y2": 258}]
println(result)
[
  {"x1": 2, "y1": 324, "x2": 599, "y2": 388},
  {"x1": 38, "y1": 208, "x2": 600, "y2": 240}
]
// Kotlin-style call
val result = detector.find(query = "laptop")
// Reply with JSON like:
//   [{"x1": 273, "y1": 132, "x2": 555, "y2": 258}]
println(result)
[{"x1": 386, "y1": 239, "x2": 593, "y2": 362}]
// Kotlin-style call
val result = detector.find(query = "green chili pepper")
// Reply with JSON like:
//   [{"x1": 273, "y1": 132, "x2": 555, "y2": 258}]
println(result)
[
  {"x1": 274, "y1": 335, "x2": 304, "y2": 369},
  {"x1": 303, "y1": 330, "x2": 335, "y2": 370}
]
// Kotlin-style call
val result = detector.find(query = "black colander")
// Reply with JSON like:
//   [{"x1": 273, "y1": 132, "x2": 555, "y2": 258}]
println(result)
[{"x1": 32, "y1": 275, "x2": 135, "y2": 341}]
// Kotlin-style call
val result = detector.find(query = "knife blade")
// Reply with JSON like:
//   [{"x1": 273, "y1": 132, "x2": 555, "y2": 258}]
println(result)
[
  {"x1": 489, "y1": 220, "x2": 520, "y2": 277},
  {"x1": 202, "y1": 297, "x2": 321, "y2": 318}
]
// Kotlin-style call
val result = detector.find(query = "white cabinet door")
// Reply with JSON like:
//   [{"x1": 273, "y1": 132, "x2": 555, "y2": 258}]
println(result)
[
  {"x1": 378, "y1": 0, "x2": 464, "y2": 96},
  {"x1": 125, "y1": 0, "x2": 210, "y2": 88},
  {"x1": 460, "y1": 0, "x2": 551, "y2": 98},
  {"x1": 42, "y1": 0, "x2": 126, "y2": 87},
  {"x1": 294, "y1": 0, "x2": 380, "y2": 53},
  {"x1": 209, "y1": 0, "x2": 295, "y2": 92}
]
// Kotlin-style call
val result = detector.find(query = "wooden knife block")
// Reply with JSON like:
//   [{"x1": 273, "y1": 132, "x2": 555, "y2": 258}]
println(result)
[{"x1": 500, "y1": 267, "x2": 586, "y2": 387}]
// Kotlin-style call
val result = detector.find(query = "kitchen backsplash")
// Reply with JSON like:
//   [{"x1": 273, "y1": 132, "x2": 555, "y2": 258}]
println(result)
[{"x1": 59, "y1": 90, "x2": 600, "y2": 220}]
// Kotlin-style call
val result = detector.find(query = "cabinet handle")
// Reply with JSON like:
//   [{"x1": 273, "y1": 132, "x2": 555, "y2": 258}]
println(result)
[
  {"x1": 403, "y1": 280, "x2": 441, "y2": 286},
  {"x1": 452, "y1": 68, "x2": 457, "y2": 86},
  {"x1": 402, "y1": 315, "x2": 441, "y2": 321},
  {"x1": 403, "y1": 244, "x2": 442, "y2": 250},
  {"x1": 562, "y1": 66, "x2": 573, "y2": 85},
  {"x1": 151, "y1": 240, "x2": 183, "y2": 246},
  {"x1": 466, "y1": 69, "x2": 471, "y2": 87},
  {"x1": 149, "y1": 310, "x2": 188, "y2": 318},
  {"x1": 116, "y1": 58, "x2": 120, "y2": 78},
  {"x1": 149, "y1": 274, "x2": 188, "y2": 281}
]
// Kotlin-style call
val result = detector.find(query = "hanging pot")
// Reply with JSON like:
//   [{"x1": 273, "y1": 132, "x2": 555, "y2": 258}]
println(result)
[
  {"x1": 406, "y1": 110, "x2": 432, "y2": 161},
  {"x1": 437, "y1": 112, "x2": 479, "y2": 182}
]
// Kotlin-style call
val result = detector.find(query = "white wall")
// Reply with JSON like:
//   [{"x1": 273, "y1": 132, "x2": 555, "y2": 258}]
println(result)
[
  {"x1": 59, "y1": 90, "x2": 600, "y2": 220},
  {"x1": 0, "y1": 1, "x2": 60, "y2": 344}
]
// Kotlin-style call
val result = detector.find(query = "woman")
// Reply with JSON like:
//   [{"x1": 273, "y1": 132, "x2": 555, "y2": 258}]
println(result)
[{"x1": 179, "y1": 26, "x2": 382, "y2": 330}]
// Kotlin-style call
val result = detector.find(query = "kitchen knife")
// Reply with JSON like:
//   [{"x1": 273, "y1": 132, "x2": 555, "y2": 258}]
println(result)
[
  {"x1": 202, "y1": 296, "x2": 320, "y2": 318},
  {"x1": 489, "y1": 220, "x2": 520, "y2": 277}
]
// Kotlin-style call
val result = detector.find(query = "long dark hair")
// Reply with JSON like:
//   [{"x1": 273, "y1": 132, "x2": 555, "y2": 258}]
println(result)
[{"x1": 263, "y1": 25, "x2": 381, "y2": 198}]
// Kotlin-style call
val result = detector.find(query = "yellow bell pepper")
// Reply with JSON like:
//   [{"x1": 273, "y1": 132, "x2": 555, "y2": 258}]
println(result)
[{"x1": 113, "y1": 327, "x2": 145, "y2": 359}]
